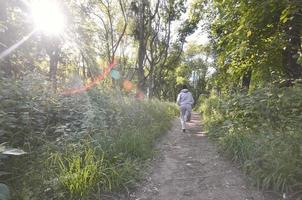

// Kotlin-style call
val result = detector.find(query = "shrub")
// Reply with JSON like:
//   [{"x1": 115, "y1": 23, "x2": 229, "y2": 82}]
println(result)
[
  {"x1": 200, "y1": 85, "x2": 302, "y2": 197},
  {"x1": 0, "y1": 74, "x2": 177, "y2": 199}
]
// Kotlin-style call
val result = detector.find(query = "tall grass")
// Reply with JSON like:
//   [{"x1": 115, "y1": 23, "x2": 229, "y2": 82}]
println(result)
[
  {"x1": 0, "y1": 74, "x2": 178, "y2": 199},
  {"x1": 51, "y1": 147, "x2": 101, "y2": 197},
  {"x1": 200, "y1": 86, "x2": 302, "y2": 198}
]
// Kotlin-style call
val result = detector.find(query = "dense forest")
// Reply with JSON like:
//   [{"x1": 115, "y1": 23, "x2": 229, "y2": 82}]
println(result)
[{"x1": 0, "y1": 0, "x2": 301, "y2": 199}]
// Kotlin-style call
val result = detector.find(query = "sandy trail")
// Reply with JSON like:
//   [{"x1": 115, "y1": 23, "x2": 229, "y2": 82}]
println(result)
[{"x1": 131, "y1": 112, "x2": 275, "y2": 200}]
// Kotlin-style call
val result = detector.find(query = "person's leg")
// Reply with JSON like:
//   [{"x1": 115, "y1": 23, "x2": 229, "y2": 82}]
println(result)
[
  {"x1": 186, "y1": 105, "x2": 192, "y2": 122},
  {"x1": 186, "y1": 112, "x2": 191, "y2": 122},
  {"x1": 180, "y1": 106, "x2": 186, "y2": 131},
  {"x1": 184, "y1": 108, "x2": 188, "y2": 122}
]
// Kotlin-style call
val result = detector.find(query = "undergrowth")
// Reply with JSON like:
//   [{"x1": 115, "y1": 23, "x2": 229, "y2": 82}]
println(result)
[
  {"x1": 0, "y1": 74, "x2": 178, "y2": 199},
  {"x1": 200, "y1": 85, "x2": 302, "y2": 199}
]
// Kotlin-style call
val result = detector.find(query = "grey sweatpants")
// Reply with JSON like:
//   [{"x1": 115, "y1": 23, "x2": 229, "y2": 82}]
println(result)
[{"x1": 179, "y1": 104, "x2": 192, "y2": 130}]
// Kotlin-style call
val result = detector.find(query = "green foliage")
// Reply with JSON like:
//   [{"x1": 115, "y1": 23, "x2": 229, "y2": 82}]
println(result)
[
  {"x1": 200, "y1": 85, "x2": 302, "y2": 196},
  {"x1": 0, "y1": 74, "x2": 177, "y2": 199},
  {"x1": 51, "y1": 147, "x2": 100, "y2": 197},
  {"x1": 206, "y1": 0, "x2": 302, "y2": 91}
]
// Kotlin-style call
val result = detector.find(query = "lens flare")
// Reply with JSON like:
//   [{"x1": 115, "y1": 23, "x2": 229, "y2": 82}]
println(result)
[
  {"x1": 123, "y1": 80, "x2": 134, "y2": 92},
  {"x1": 135, "y1": 91, "x2": 145, "y2": 100},
  {"x1": 0, "y1": 30, "x2": 36, "y2": 60},
  {"x1": 110, "y1": 69, "x2": 120, "y2": 80},
  {"x1": 62, "y1": 60, "x2": 117, "y2": 95}
]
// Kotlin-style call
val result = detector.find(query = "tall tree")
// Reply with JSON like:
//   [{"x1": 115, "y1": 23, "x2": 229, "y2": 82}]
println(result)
[
  {"x1": 281, "y1": 0, "x2": 302, "y2": 80},
  {"x1": 131, "y1": 0, "x2": 186, "y2": 96},
  {"x1": 206, "y1": 0, "x2": 302, "y2": 91}
]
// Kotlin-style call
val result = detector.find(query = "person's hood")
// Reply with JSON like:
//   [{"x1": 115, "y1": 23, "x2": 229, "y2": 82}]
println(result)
[{"x1": 181, "y1": 89, "x2": 189, "y2": 93}]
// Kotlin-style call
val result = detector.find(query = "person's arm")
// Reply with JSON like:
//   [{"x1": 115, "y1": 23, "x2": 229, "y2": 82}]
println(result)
[{"x1": 176, "y1": 94, "x2": 181, "y2": 106}]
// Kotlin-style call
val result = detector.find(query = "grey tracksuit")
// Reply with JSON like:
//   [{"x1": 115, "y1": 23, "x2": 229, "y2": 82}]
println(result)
[{"x1": 176, "y1": 89, "x2": 194, "y2": 130}]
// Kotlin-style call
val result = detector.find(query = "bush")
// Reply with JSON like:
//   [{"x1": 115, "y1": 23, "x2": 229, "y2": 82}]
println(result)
[
  {"x1": 200, "y1": 86, "x2": 302, "y2": 197},
  {"x1": 0, "y1": 75, "x2": 177, "y2": 199}
]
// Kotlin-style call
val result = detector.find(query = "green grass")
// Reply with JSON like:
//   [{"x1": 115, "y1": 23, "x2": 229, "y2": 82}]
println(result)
[
  {"x1": 200, "y1": 86, "x2": 302, "y2": 197},
  {"x1": 51, "y1": 147, "x2": 100, "y2": 197},
  {"x1": 1, "y1": 84, "x2": 177, "y2": 199}
]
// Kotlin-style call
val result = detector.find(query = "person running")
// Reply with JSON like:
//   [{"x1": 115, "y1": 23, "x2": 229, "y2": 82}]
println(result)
[{"x1": 176, "y1": 85, "x2": 194, "y2": 132}]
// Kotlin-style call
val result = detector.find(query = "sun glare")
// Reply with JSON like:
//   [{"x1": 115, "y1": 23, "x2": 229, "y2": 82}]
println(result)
[{"x1": 31, "y1": 0, "x2": 65, "y2": 35}]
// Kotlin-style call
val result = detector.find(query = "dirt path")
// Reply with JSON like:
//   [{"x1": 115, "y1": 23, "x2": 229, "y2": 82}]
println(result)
[{"x1": 131, "y1": 112, "x2": 274, "y2": 200}]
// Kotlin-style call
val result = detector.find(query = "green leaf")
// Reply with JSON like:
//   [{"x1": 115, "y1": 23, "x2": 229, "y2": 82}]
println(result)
[{"x1": 280, "y1": 6, "x2": 291, "y2": 24}]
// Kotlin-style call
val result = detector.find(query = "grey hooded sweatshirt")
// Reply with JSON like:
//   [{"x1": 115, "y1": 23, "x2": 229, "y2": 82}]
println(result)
[{"x1": 176, "y1": 89, "x2": 194, "y2": 106}]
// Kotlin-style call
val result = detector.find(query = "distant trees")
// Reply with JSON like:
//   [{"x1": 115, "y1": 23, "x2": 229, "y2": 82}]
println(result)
[
  {"x1": 0, "y1": 0, "x2": 201, "y2": 99},
  {"x1": 130, "y1": 0, "x2": 186, "y2": 97}
]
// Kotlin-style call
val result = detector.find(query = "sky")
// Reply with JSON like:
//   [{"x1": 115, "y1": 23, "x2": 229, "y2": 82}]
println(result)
[
  {"x1": 170, "y1": 0, "x2": 209, "y2": 49},
  {"x1": 187, "y1": 23, "x2": 209, "y2": 46}
]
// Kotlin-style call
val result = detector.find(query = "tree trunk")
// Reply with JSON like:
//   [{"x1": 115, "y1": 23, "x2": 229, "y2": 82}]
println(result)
[
  {"x1": 282, "y1": 10, "x2": 302, "y2": 80},
  {"x1": 241, "y1": 69, "x2": 252, "y2": 90},
  {"x1": 0, "y1": 1, "x2": 12, "y2": 77},
  {"x1": 49, "y1": 48, "x2": 60, "y2": 92},
  {"x1": 46, "y1": 38, "x2": 60, "y2": 92},
  {"x1": 137, "y1": 0, "x2": 147, "y2": 93},
  {"x1": 147, "y1": 63, "x2": 154, "y2": 98}
]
